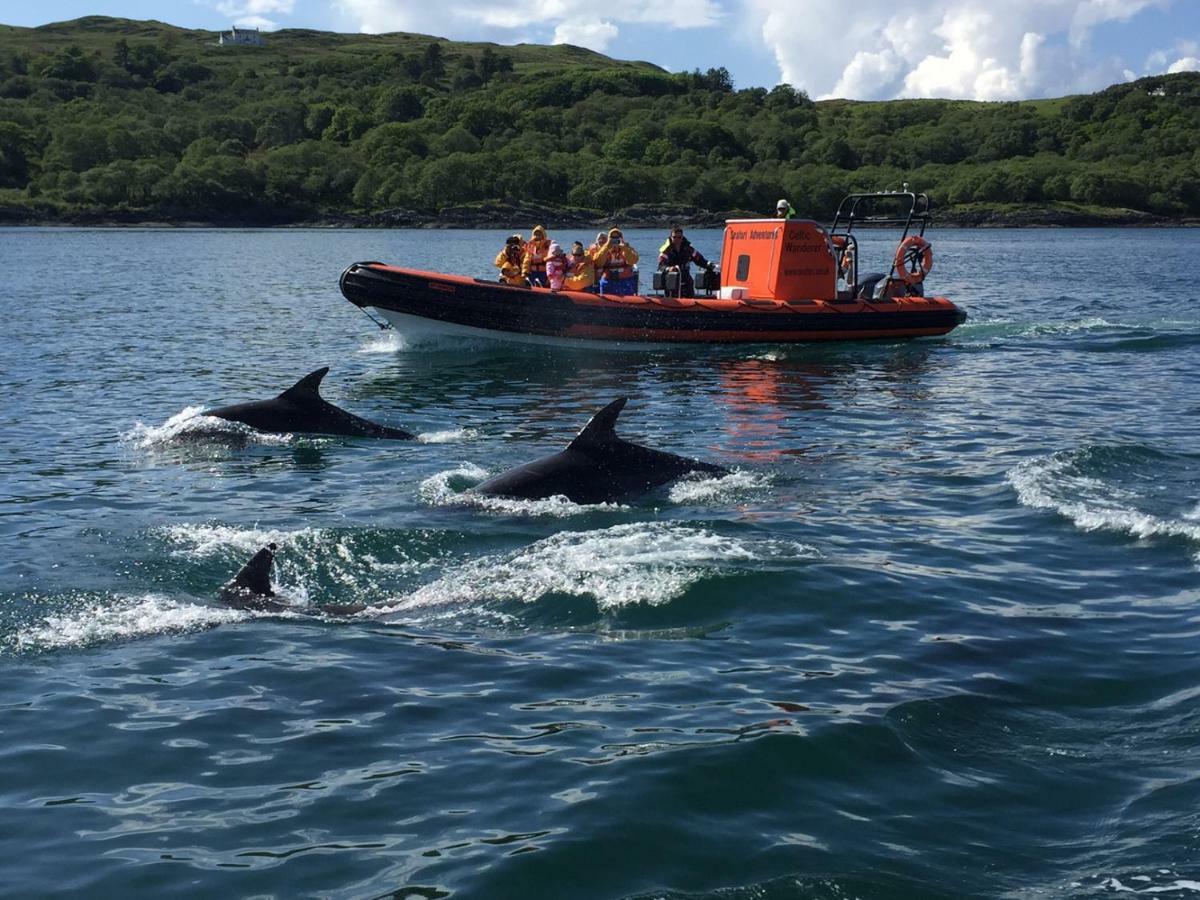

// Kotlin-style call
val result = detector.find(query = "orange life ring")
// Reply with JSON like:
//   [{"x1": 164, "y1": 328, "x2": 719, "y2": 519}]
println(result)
[{"x1": 894, "y1": 235, "x2": 932, "y2": 284}]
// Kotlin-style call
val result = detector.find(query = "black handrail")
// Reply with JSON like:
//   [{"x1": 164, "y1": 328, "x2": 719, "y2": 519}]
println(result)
[
  {"x1": 829, "y1": 191, "x2": 932, "y2": 296},
  {"x1": 830, "y1": 191, "x2": 931, "y2": 240}
]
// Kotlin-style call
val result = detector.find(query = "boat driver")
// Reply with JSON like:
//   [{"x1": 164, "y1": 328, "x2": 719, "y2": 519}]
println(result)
[{"x1": 656, "y1": 225, "x2": 713, "y2": 298}]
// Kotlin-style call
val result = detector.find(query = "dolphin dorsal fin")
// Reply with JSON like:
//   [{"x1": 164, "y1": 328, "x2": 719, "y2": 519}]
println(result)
[
  {"x1": 279, "y1": 367, "x2": 330, "y2": 402},
  {"x1": 232, "y1": 543, "x2": 276, "y2": 596},
  {"x1": 568, "y1": 398, "x2": 627, "y2": 450}
]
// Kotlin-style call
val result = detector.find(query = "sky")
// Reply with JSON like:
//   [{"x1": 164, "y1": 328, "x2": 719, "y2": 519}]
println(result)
[{"x1": 3, "y1": 0, "x2": 1197, "y2": 100}]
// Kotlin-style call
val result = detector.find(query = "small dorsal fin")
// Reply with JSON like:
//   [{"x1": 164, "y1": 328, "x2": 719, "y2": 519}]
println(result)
[
  {"x1": 231, "y1": 543, "x2": 276, "y2": 596},
  {"x1": 279, "y1": 367, "x2": 330, "y2": 402},
  {"x1": 568, "y1": 398, "x2": 627, "y2": 449}
]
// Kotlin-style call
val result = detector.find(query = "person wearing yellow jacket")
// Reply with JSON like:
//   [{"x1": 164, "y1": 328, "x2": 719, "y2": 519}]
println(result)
[
  {"x1": 494, "y1": 234, "x2": 527, "y2": 286},
  {"x1": 521, "y1": 225, "x2": 551, "y2": 287},
  {"x1": 563, "y1": 241, "x2": 597, "y2": 291},
  {"x1": 595, "y1": 227, "x2": 639, "y2": 295}
]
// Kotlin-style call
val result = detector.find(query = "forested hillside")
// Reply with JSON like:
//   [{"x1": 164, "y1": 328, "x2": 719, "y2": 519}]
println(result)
[{"x1": 1, "y1": 16, "x2": 1197, "y2": 224}]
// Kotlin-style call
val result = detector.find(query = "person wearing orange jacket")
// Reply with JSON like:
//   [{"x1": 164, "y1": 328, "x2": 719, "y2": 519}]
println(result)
[
  {"x1": 595, "y1": 227, "x2": 639, "y2": 295},
  {"x1": 494, "y1": 233, "x2": 527, "y2": 286},
  {"x1": 521, "y1": 225, "x2": 552, "y2": 287},
  {"x1": 563, "y1": 241, "x2": 596, "y2": 291}
]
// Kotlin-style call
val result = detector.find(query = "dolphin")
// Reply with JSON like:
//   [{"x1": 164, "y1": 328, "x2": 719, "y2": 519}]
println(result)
[
  {"x1": 219, "y1": 543, "x2": 366, "y2": 616},
  {"x1": 473, "y1": 398, "x2": 729, "y2": 503},
  {"x1": 202, "y1": 367, "x2": 413, "y2": 439},
  {"x1": 219, "y1": 542, "x2": 288, "y2": 611}
]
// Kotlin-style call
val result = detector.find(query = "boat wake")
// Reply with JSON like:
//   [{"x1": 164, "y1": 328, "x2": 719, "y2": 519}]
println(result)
[
  {"x1": 957, "y1": 316, "x2": 1200, "y2": 349},
  {"x1": 1008, "y1": 445, "x2": 1200, "y2": 561},
  {"x1": 375, "y1": 521, "x2": 820, "y2": 620}
]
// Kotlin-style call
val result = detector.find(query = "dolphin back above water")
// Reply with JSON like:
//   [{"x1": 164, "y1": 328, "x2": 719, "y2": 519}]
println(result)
[
  {"x1": 474, "y1": 398, "x2": 729, "y2": 503},
  {"x1": 202, "y1": 367, "x2": 413, "y2": 439},
  {"x1": 219, "y1": 543, "x2": 365, "y2": 616},
  {"x1": 219, "y1": 542, "x2": 288, "y2": 611}
]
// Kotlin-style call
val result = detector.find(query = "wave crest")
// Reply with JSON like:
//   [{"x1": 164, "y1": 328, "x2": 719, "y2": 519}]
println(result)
[
  {"x1": 381, "y1": 522, "x2": 819, "y2": 615},
  {"x1": 1008, "y1": 446, "x2": 1200, "y2": 556}
]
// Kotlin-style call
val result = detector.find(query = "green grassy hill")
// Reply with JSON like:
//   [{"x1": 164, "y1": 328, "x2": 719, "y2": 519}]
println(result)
[{"x1": 1, "y1": 16, "x2": 1197, "y2": 225}]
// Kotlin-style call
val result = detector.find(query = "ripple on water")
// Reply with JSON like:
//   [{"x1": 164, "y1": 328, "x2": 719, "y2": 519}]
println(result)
[{"x1": 1007, "y1": 445, "x2": 1200, "y2": 561}]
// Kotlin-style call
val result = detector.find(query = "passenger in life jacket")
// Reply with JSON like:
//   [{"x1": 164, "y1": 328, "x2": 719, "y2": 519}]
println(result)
[
  {"x1": 596, "y1": 227, "x2": 639, "y2": 296},
  {"x1": 522, "y1": 225, "x2": 551, "y2": 287},
  {"x1": 586, "y1": 230, "x2": 608, "y2": 261},
  {"x1": 494, "y1": 233, "x2": 527, "y2": 286},
  {"x1": 656, "y1": 224, "x2": 712, "y2": 298},
  {"x1": 545, "y1": 241, "x2": 567, "y2": 290},
  {"x1": 564, "y1": 241, "x2": 596, "y2": 291},
  {"x1": 775, "y1": 199, "x2": 795, "y2": 219}
]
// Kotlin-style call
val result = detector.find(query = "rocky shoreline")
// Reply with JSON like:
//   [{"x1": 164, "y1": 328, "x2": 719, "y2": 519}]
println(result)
[{"x1": 1, "y1": 200, "x2": 1194, "y2": 229}]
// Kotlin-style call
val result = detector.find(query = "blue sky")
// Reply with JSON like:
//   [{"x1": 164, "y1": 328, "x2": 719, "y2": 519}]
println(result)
[{"x1": 3, "y1": 0, "x2": 1197, "y2": 99}]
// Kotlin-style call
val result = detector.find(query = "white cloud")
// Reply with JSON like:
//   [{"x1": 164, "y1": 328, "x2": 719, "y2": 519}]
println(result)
[
  {"x1": 553, "y1": 20, "x2": 620, "y2": 52},
  {"x1": 212, "y1": 0, "x2": 295, "y2": 29},
  {"x1": 1168, "y1": 57, "x2": 1200, "y2": 73},
  {"x1": 335, "y1": 0, "x2": 721, "y2": 51},
  {"x1": 742, "y1": 0, "x2": 1178, "y2": 100}
]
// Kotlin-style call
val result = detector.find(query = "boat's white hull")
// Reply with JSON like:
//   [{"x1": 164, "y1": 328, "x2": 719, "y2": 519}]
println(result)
[{"x1": 371, "y1": 307, "x2": 676, "y2": 351}]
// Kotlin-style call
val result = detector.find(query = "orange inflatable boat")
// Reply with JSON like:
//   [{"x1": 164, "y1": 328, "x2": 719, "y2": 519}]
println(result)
[{"x1": 339, "y1": 192, "x2": 967, "y2": 347}]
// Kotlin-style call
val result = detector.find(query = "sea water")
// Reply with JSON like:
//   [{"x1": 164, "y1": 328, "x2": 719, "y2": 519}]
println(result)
[{"x1": 1, "y1": 226, "x2": 1198, "y2": 898}]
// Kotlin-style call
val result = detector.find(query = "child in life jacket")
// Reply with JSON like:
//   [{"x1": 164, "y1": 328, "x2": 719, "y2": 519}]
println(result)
[{"x1": 545, "y1": 241, "x2": 567, "y2": 290}]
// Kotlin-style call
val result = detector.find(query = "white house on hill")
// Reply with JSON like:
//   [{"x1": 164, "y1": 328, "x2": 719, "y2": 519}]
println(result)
[{"x1": 219, "y1": 26, "x2": 265, "y2": 46}]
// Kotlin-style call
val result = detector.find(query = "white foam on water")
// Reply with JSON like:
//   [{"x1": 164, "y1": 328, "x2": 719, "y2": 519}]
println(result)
[
  {"x1": 747, "y1": 349, "x2": 784, "y2": 362},
  {"x1": 381, "y1": 521, "x2": 819, "y2": 614},
  {"x1": 417, "y1": 428, "x2": 480, "y2": 444},
  {"x1": 418, "y1": 465, "x2": 626, "y2": 517},
  {"x1": 668, "y1": 470, "x2": 769, "y2": 504},
  {"x1": 10, "y1": 594, "x2": 247, "y2": 653},
  {"x1": 1016, "y1": 317, "x2": 1122, "y2": 337},
  {"x1": 1008, "y1": 453, "x2": 1200, "y2": 555},
  {"x1": 122, "y1": 407, "x2": 292, "y2": 448},
  {"x1": 156, "y1": 523, "x2": 329, "y2": 559},
  {"x1": 1098, "y1": 876, "x2": 1200, "y2": 894},
  {"x1": 358, "y1": 331, "x2": 407, "y2": 353},
  {"x1": 155, "y1": 523, "x2": 437, "y2": 604}
]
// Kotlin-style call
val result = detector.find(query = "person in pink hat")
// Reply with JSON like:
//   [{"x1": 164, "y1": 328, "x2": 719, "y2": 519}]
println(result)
[{"x1": 545, "y1": 241, "x2": 567, "y2": 290}]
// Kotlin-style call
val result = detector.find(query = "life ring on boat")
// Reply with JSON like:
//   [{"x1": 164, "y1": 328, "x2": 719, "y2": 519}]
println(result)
[{"x1": 894, "y1": 235, "x2": 932, "y2": 284}]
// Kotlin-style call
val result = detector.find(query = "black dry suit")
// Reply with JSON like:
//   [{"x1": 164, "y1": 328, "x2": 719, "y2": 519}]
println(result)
[{"x1": 657, "y1": 240, "x2": 711, "y2": 298}]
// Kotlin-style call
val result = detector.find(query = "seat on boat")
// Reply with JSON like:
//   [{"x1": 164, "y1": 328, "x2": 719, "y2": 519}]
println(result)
[{"x1": 856, "y1": 273, "x2": 887, "y2": 299}]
